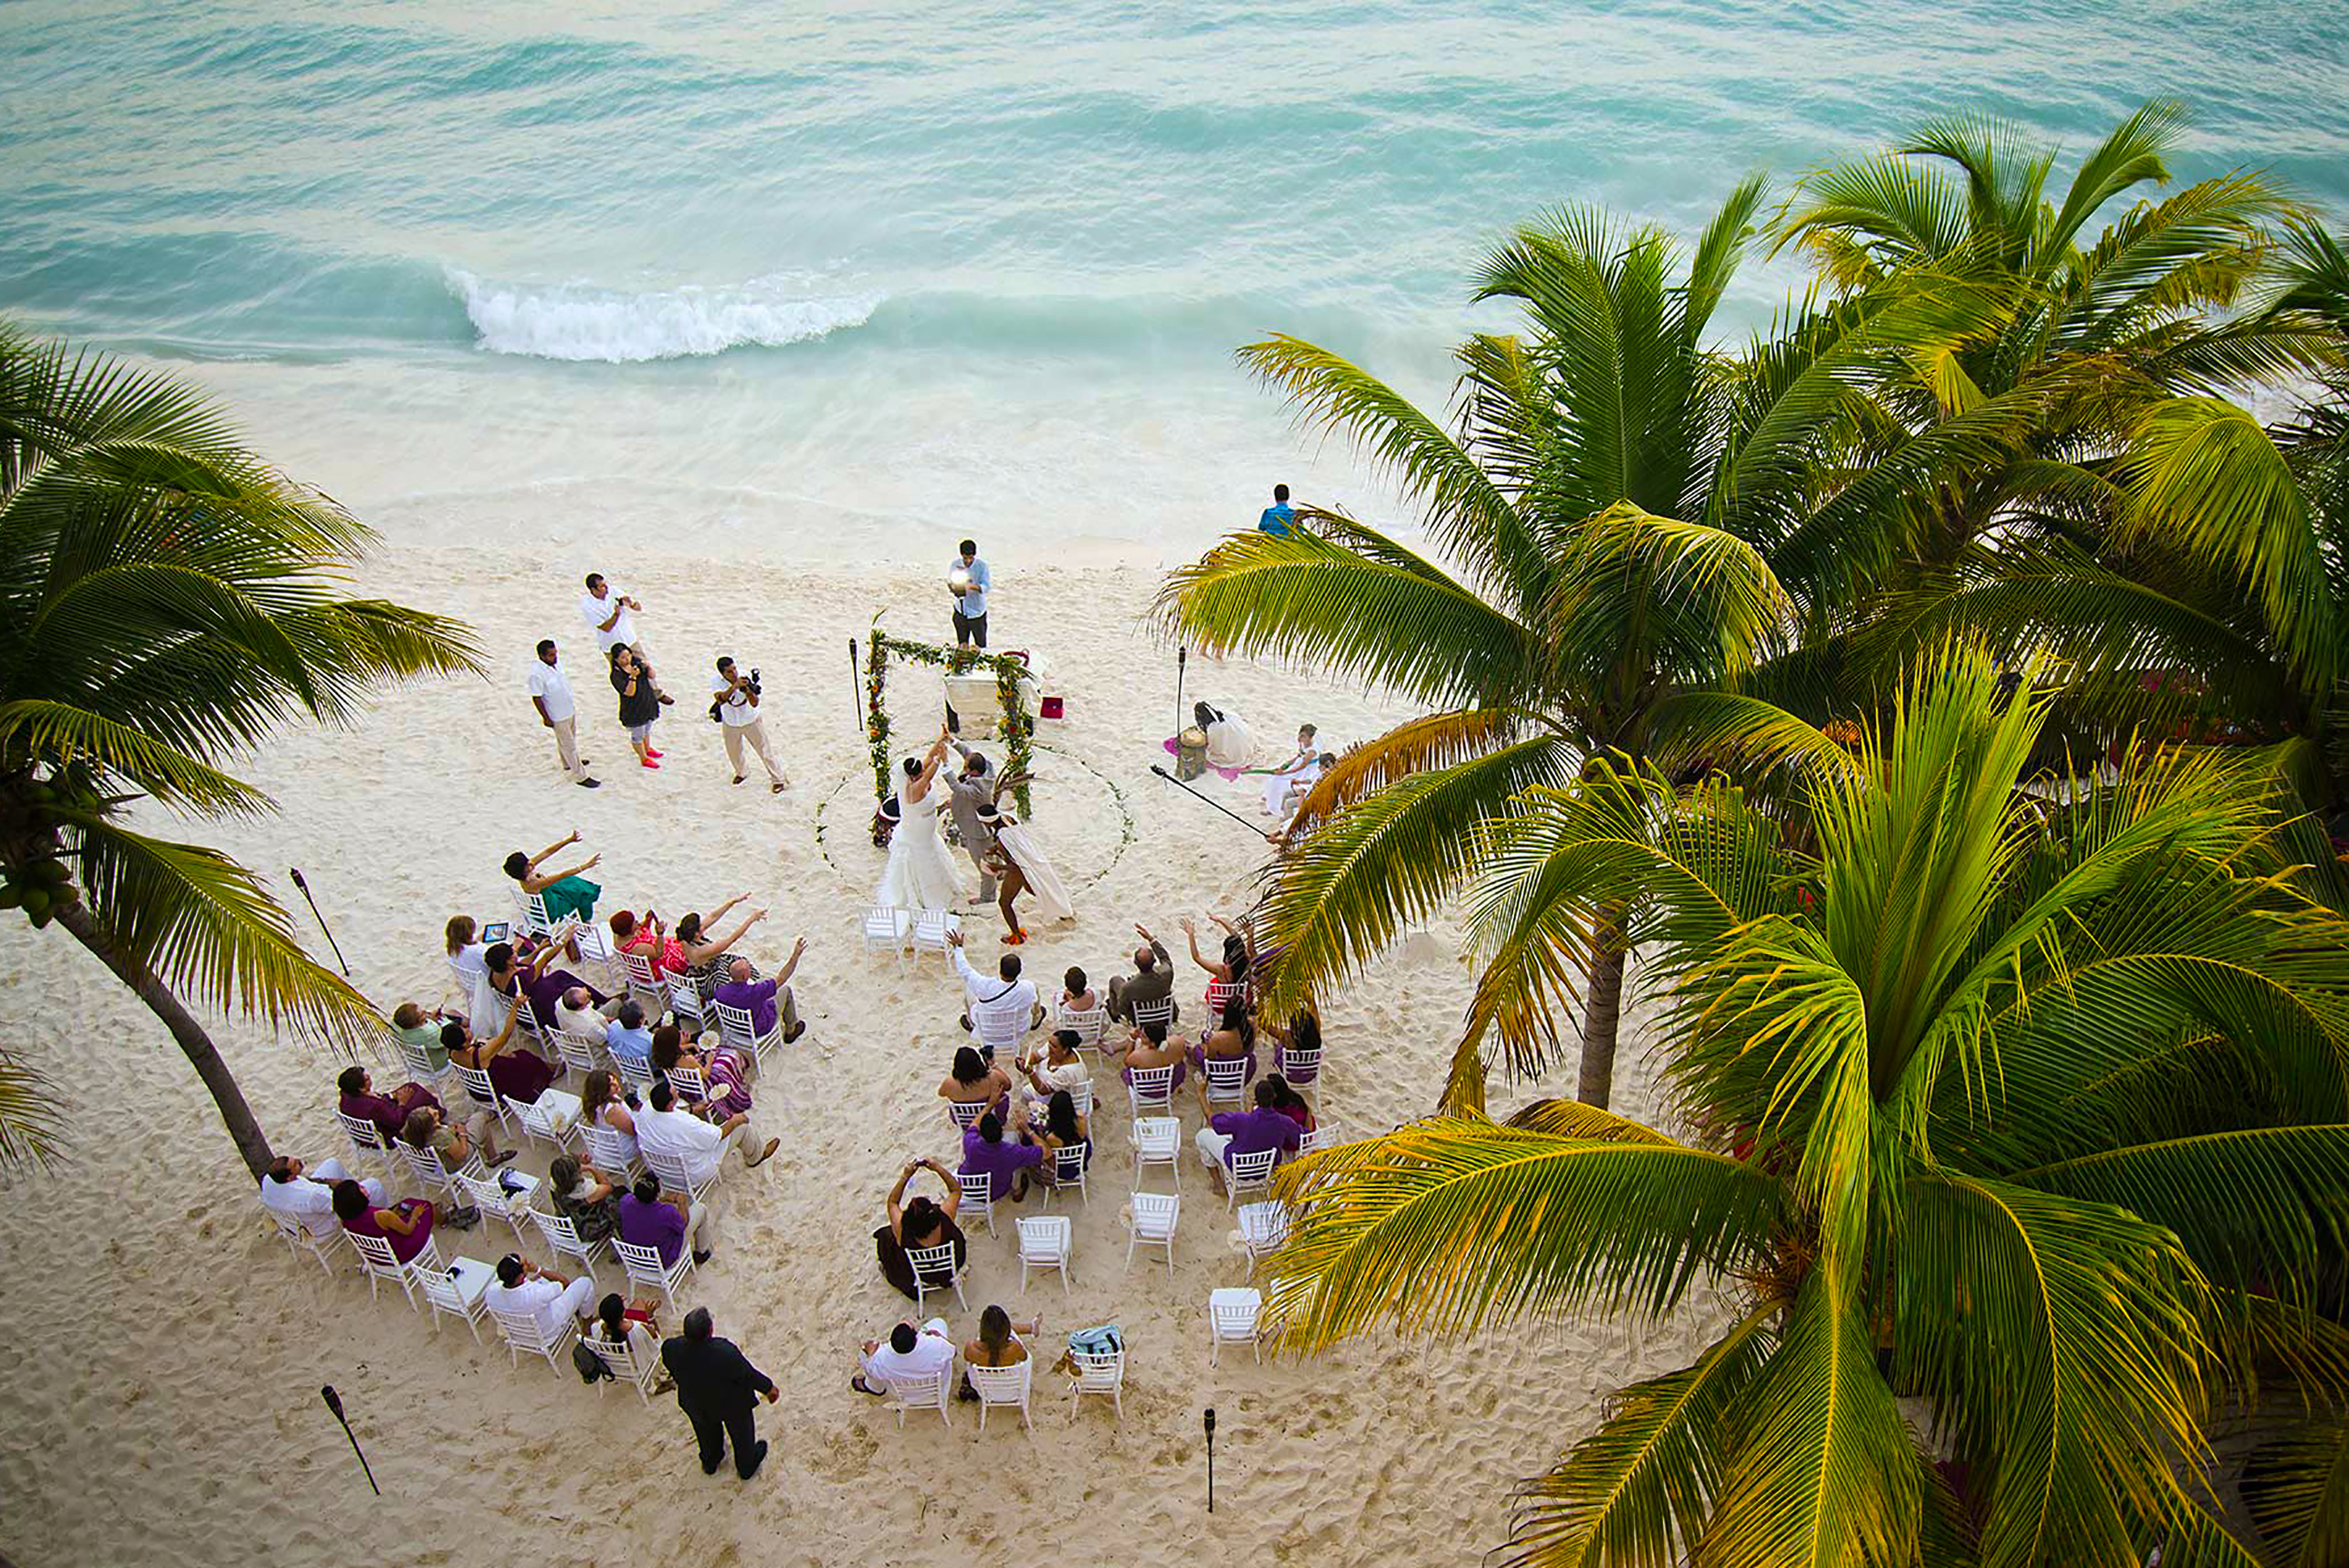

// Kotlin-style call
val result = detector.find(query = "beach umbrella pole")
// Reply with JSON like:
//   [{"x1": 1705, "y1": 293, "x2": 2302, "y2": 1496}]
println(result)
[{"x1": 289, "y1": 867, "x2": 349, "y2": 977}]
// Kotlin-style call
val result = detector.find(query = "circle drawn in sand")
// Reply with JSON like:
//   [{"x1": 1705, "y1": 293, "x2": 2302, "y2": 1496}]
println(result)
[{"x1": 811, "y1": 738, "x2": 1134, "y2": 895}]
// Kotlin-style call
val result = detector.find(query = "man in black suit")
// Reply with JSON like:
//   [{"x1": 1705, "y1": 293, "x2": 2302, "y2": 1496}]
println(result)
[{"x1": 661, "y1": 1307, "x2": 779, "y2": 1479}]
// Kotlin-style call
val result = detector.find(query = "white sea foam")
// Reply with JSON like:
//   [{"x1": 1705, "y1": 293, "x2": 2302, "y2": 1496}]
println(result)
[{"x1": 449, "y1": 270, "x2": 881, "y2": 362}]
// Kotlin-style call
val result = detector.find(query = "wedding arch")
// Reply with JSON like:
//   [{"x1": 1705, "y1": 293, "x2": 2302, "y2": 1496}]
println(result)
[{"x1": 865, "y1": 621, "x2": 1035, "y2": 815}]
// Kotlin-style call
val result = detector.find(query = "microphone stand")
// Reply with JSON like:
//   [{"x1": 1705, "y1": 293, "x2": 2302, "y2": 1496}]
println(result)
[
  {"x1": 321, "y1": 1385, "x2": 379, "y2": 1495},
  {"x1": 289, "y1": 868, "x2": 350, "y2": 977},
  {"x1": 1150, "y1": 765, "x2": 1270, "y2": 837}
]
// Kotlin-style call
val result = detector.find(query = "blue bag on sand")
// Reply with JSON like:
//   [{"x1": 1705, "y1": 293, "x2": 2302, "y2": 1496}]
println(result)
[{"x1": 1068, "y1": 1323, "x2": 1124, "y2": 1357}]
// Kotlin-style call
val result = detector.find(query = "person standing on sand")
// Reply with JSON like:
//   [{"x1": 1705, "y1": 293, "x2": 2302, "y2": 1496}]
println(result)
[
  {"x1": 710, "y1": 655, "x2": 788, "y2": 793},
  {"x1": 1258, "y1": 483, "x2": 1296, "y2": 537},
  {"x1": 949, "y1": 538, "x2": 991, "y2": 647},
  {"x1": 611, "y1": 643, "x2": 665, "y2": 771},
  {"x1": 661, "y1": 1307, "x2": 779, "y2": 1480},
  {"x1": 579, "y1": 572, "x2": 652, "y2": 662},
  {"x1": 948, "y1": 742, "x2": 1000, "y2": 906},
  {"x1": 527, "y1": 639, "x2": 600, "y2": 788}
]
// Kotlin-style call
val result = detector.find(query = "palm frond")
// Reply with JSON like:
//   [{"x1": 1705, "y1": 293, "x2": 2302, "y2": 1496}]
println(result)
[
  {"x1": 1283, "y1": 706, "x2": 1535, "y2": 837},
  {"x1": 0, "y1": 1051, "x2": 64, "y2": 1168},
  {"x1": 2241, "y1": 1415, "x2": 2349, "y2": 1568}
]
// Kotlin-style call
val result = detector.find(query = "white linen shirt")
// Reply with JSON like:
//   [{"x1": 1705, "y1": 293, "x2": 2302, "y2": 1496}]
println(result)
[
  {"x1": 712, "y1": 674, "x2": 757, "y2": 727},
  {"x1": 579, "y1": 588, "x2": 637, "y2": 652},
  {"x1": 952, "y1": 557, "x2": 990, "y2": 618},
  {"x1": 526, "y1": 658, "x2": 577, "y2": 723},
  {"x1": 485, "y1": 1275, "x2": 569, "y2": 1337},
  {"x1": 634, "y1": 1104, "x2": 727, "y2": 1186},
  {"x1": 953, "y1": 950, "x2": 1037, "y2": 1044},
  {"x1": 259, "y1": 1173, "x2": 338, "y2": 1236}
]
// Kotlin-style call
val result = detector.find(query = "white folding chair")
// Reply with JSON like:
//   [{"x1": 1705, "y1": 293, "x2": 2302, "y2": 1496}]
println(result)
[
  {"x1": 957, "y1": 1170, "x2": 999, "y2": 1237},
  {"x1": 906, "y1": 1240, "x2": 967, "y2": 1314},
  {"x1": 910, "y1": 908, "x2": 960, "y2": 965},
  {"x1": 1039, "y1": 1141, "x2": 1091, "y2": 1208},
  {"x1": 1132, "y1": 1116, "x2": 1180, "y2": 1190},
  {"x1": 457, "y1": 1170, "x2": 542, "y2": 1248},
  {"x1": 968, "y1": 1359, "x2": 1033, "y2": 1431},
  {"x1": 582, "y1": 1331, "x2": 661, "y2": 1406},
  {"x1": 612, "y1": 1049, "x2": 656, "y2": 1097},
  {"x1": 1126, "y1": 1191, "x2": 1179, "y2": 1273},
  {"x1": 514, "y1": 888, "x2": 552, "y2": 935},
  {"x1": 490, "y1": 1303, "x2": 578, "y2": 1376},
  {"x1": 1068, "y1": 1347, "x2": 1126, "y2": 1422},
  {"x1": 1223, "y1": 1146, "x2": 1279, "y2": 1211},
  {"x1": 1298, "y1": 1122, "x2": 1338, "y2": 1156},
  {"x1": 263, "y1": 1203, "x2": 348, "y2": 1276},
  {"x1": 1202, "y1": 1055, "x2": 1252, "y2": 1115},
  {"x1": 336, "y1": 1111, "x2": 397, "y2": 1178},
  {"x1": 510, "y1": 1086, "x2": 582, "y2": 1151},
  {"x1": 665, "y1": 974, "x2": 710, "y2": 1038},
  {"x1": 1237, "y1": 1200, "x2": 1290, "y2": 1272},
  {"x1": 714, "y1": 998, "x2": 784, "y2": 1073},
  {"x1": 946, "y1": 1098, "x2": 988, "y2": 1133},
  {"x1": 1126, "y1": 1066, "x2": 1175, "y2": 1121},
  {"x1": 883, "y1": 1363, "x2": 954, "y2": 1429},
  {"x1": 620, "y1": 949, "x2": 668, "y2": 1018},
  {"x1": 1208, "y1": 1286, "x2": 1263, "y2": 1366},
  {"x1": 1130, "y1": 997, "x2": 1174, "y2": 1031},
  {"x1": 975, "y1": 1005, "x2": 1026, "y2": 1062},
  {"x1": 862, "y1": 904, "x2": 911, "y2": 964},
  {"x1": 348, "y1": 1229, "x2": 427, "y2": 1309},
  {"x1": 615, "y1": 1236, "x2": 695, "y2": 1306},
  {"x1": 396, "y1": 1035, "x2": 454, "y2": 1095},
  {"x1": 553, "y1": 1026, "x2": 607, "y2": 1083},
  {"x1": 664, "y1": 1063, "x2": 710, "y2": 1105},
  {"x1": 1018, "y1": 1216, "x2": 1072, "y2": 1296},
  {"x1": 529, "y1": 1206, "x2": 613, "y2": 1275},
  {"x1": 511, "y1": 992, "x2": 549, "y2": 1047},
  {"x1": 1056, "y1": 1003, "x2": 1109, "y2": 1056},
  {"x1": 396, "y1": 1138, "x2": 484, "y2": 1207},
  {"x1": 643, "y1": 1146, "x2": 717, "y2": 1209},
  {"x1": 418, "y1": 1255, "x2": 496, "y2": 1341},
  {"x1": 454, "y1": 1065, "x2": 513, "y2": 1135},
  {"x1": 1276, "y1": 1044, "x2": 1322, "y2": 1093},
  {"x1": 568, "y1": 921, "x2": 623, "y2": 992},
  {"x1": 1205, "y1": 978, "x2": 1243, "y2": 1015},
  {"x1": 582, "y1": 1120, "x2": 642, "y2": 1179}
]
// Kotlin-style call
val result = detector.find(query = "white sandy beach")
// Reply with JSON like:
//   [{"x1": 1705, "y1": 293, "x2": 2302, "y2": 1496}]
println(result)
[{"x1": 0, "y1": 548, "x2": 1721, "y2": 1567}]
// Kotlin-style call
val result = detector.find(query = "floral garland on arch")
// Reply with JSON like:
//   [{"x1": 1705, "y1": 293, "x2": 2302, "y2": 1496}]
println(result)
[{"x1": 867, "y1": 621, "x2": 1034, "y2": 815}]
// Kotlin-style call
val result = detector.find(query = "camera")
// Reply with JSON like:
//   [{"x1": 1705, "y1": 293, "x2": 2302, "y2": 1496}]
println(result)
[{"x1": 744, "y1": 667, "x2": 762, "y2": 696}]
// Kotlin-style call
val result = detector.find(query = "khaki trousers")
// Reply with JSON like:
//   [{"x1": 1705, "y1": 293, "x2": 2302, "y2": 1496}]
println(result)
[
  {"x1": 549, "y1": 715, "x2": 586, "y2": 780},
  {"x1": 722, "y1": 718, "x2": 788, "y2": 787}
]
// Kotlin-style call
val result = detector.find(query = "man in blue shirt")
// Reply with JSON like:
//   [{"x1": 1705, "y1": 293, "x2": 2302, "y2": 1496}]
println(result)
[
  {"x1": 1257, "y1": 484, "x2": 1296, "y2": 537},
  {"x1": 950, "y1": 539, "x2": 991, "y2": 647}
]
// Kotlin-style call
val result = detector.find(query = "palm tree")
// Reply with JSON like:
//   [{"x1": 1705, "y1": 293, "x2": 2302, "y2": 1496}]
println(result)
[
  {"x1": 1263, "y1": 643, "x2": 2349, "y2": 1567},
  {"x1": 0, "y1": 323, "x2": 480, "y2": 1175},
  {"x1": 1158, "y1": 184, "x2": 2011, "y2": 1108}
]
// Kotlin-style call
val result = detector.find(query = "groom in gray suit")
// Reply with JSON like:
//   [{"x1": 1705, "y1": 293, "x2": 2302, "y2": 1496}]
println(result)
[{"x1": 949, "y1": 742, "x2": 999, "y2": 905}]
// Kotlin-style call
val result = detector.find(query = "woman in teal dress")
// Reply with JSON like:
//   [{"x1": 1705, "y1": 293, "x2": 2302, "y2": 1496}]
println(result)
[{"x1": 504, "y1": 831, "x2": 602, "y2": 925}]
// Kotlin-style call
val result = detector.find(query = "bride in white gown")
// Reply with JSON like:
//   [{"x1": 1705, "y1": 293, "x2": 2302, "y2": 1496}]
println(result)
[{"x1": 877, "y1": 731, "x2": 965, "y2": 912}]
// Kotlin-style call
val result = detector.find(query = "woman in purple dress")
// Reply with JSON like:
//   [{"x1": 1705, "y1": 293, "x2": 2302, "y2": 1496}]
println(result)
[{"x1": 332, "y1": 1179, "x2": 436, "y2": 1265}]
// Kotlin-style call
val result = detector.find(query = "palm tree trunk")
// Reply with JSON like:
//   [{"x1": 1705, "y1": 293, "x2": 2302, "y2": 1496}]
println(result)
[
  {"x1": 1577, "y1": 908, "x2": 1630, "y2": 1111},
  {"x1": 52, "y1": 901, "x2": 276, "y2": 1178}
]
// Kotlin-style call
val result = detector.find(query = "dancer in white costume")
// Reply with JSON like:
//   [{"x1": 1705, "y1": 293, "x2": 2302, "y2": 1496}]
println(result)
[
  {"x1": 980, "y1": 796, "x2": 1075, "y2": 938},
  {"x1": 877, "y1": 731, "x2": 965, "y2": 913}
]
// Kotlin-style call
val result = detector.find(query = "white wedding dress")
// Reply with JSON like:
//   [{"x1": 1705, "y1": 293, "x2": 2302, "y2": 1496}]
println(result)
[
  {"x1": 877, "y1": 779, "x2": 964, "y2": 912},
  {"x1": 996, "y1": 818, "x2": 1075, "y2": 925}
]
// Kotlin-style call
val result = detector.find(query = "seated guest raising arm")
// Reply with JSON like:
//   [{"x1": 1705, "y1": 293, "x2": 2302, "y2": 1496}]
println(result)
[
  {"x1": 948, "y1": 929, "x2": 1043, "y2": 1042},
  {"x1": 711, "y1": 945, "x2": 808, "y2": 1045},
  {"x1": 675, "y1": 898, "x2": 765, "y2": 1005},
  {"x1": 446, "y1": 999, "x2": 557, "y2": 1107},
  {"x1": 1106, "y1": 925, "x2": 1179, "y2": 1027},
  {"x1": 874, "y1": 1158, "x2": 966, "y2": 1301},
  {"x1": 608, "y1": 908, "x2": 688, "y2": 978},
  {"x1": 1183, "y1": 912, "x2": 1254, "y2": 1014},
  {"x1": 503, "y1": 831, "x2": 602, "y2": 924}
]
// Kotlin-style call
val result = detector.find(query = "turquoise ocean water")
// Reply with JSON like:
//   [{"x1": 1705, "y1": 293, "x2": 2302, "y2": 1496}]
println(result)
[{"x1": 5, "y1": 1, "x2": 2346, "y2": 559}]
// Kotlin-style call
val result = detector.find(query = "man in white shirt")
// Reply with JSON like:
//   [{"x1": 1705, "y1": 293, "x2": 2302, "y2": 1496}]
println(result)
[
  {"x1": 852, "y1": 1317, "x2": 956, "y2": 1397},
  {"x1": 579, "y1": 572, "x2": 648, "y2": 660},
  {"x1": 259, "y1": 1155, "x2": 387, "y2": 1237},
  {"x1": 947, "y1": 930, "x2": 1040, "y2": 1054},
  {"x1": 711, "y1": 656, "x2": 788, "y2": 793},
  {"x1": 633, "y1": 1079, "x2": 778, "y2": 1186},
  {"x1": 484, "y1": 1253, "x2": 597, "y2": 1337},
  {"x1": 527, "y1": 639, "x2": 599, "y2": 788},
  {"x1": 948, "y1": 539, "x2": 990, "y2": 647}
]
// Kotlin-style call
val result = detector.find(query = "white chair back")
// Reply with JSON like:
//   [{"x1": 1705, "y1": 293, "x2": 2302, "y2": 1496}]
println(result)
[
  {"x1": 336, "y1": 1110, "x2": 392, "y2": 1169},
  {"x1": 1127, "y1": 1191, "x2": 1179, "y2": 1272},
  {"x1": 511, "y1": 992, "x2": 547, "y2": 1043},
  {"x1": 1017, "y1": 1215, "x2": 1072, "y2": 1296},
  {"x1": 1209, "y1": 1286, "x2": 1264, "y2": 1365},
  {"x1": 1236, "y1": 1199, "x2": 1290, "y2": 1270},
  {"x1": 457, "y1": 1171, "x2": 538, "y2": 1245},
  {"x1": 1205, "y1": 978, "x2": 1243, "y2": 1015},
  {"x1": 489, "y1": 1303, "x2": 578, "y2": 1375},
  {"x1": 453, "y1": 1062, "x2": 507, "y2": 1128},
  {"x1": 515, "y1": 888, "x2": 552, "y2": 934},
  {"x1": 905, "y1": 1240, "x2": 967, "y2": 1313},
  {"x1": 582, "y1": 1331, "x2": 660, "y2": 1406},
  {"x1": 883, "y1": 1362, "x2": 955, "y2": 1428},
  {"x1": 664, "y1": 1063, "x2": 709, "y2": 1103},
  {"x1": 396, "y1": 1035, "x2": 452, "y2": 1089},
  {"x1": 910, "y1": 908, "x2": 960, "y2": 964},
  {"x1": 1298, "y1": 1122, "x2": 1337, "y2": 1156},
  {"x1": 554, "y1": 1026, "x2": 606, "y2": 1080},
  {"x1": 619, "y1": 947, "x2": 669, "y2": 1019},
  {"x1": 529, "y1": 1207, "x2": 608, "y2": 1271},
  {"x1": 665, "y1": 974, "x2": 709, "y2": 1032},
  {"x1": 263, "y1": 1201, "x2": 348, "y2": 1274},
  {"x1": 967, "y1": 1358, "x2": 1033, "y2": 1431},
  {"x1": 1202, "y1": 1053, "x2": 1251, "y2": 1111},
  {"x1": 974, "y1": 1005, "x2": 1025, "y2": 1058},
  {"x1": 569, "y1": 922, "x2": 623, "y2": 990},
  {"x1": 347, "y1": 1228, "x2": 421, "y2": 1307},
  {"x1": 862, "y1": 905, "x2": 911, "y2": 958},
  {"x1": 1068, "y1": 1347, "x2": 1126, "y2": 1420},
  {"x1": 396, "y1": 1137, "x2": 480, "y2": 1199},
  {"x1": 582, "y1": 1120, "x2": 641, "y2": 1176},
  {"x1": 1130, "y1": 996, "x2": 1174, "y2": 1031},
  {"x1": 1224, "y1": 1146, "x2": 1279, "y2": 1209},
  {"x1": 946, "y1": 1098, "x2": 988, "y2": 1131},
  {"x1": 418, "y1": 1256, "x2": 493, "y2": 1342},
  {"x1": 714, "y1": 998, "x2": 778, "y2": 1063},
  {"x1": 1056, "y1": 1003, "x2": 1108, "y2": 1053},
  {"x1": 612, "y1": 1049, "x2": 656, "y2": 1094},
  {"x1": 512, "y1": 1085, "x2": 582, "y2": 1151},
  {"x1": 956, "y1": 1169, "x2": 998, "y2": 1236},
  {"x1": 641, "y1": 1146, "x2": 712, "y2": 1204},
  {"x1": 1043, "y1": 1141, "x2": 1090, "y2": 1208},
  {"x1": 1276, "y1": 1044, "x2": 1322, "y2": 1088},
  {"x1": 1131, "y1": 1116, "x2": 1180, "y2": 1190},
  {"x1": 1126, "y1": 1065, "x2": 1175, "y2": 1117},
  {"x1": 615, "y1": 1236, "x2": 694, "y2": 1304}
]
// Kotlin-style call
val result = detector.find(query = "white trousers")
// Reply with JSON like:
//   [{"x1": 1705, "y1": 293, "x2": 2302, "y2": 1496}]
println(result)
[
  {"x1": 723, "y1": 718, "x2": 788, "y2": 787},
  {"x1": 549, "y1": 715, "x2": 587, "y2": 780}
]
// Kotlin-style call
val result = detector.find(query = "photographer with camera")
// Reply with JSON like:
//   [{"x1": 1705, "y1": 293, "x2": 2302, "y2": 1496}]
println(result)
[{"x1": 710, "y1": 656, "x2": 789, "y2": 793}]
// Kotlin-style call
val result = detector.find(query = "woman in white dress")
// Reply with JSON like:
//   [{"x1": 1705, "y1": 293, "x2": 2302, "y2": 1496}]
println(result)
[
  {"x1": 1197, "y1": 702, "x2": 1254, "y2": 774},
  {"x1": 877, "y1": 730, "x2": 965, "y2": 912},
  {"x1": 977, "y1": 794, "x2": 1074, "y2": 941}
]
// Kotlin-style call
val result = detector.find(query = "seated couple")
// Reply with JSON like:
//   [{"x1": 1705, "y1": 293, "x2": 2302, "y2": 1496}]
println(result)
[
  {"x1": 1195, "y1": 1076, "x2": 1312, "y2": 1191},
  {"x1": 548, "y1": 1155, "x2": 721, "y2": 1268},
  {"x1": 609, "y1": 901, "x2": 803, "y2": 1019},
  {"x1": 852, "y1": 1305, "x2": 1041, "y2": 1402}
]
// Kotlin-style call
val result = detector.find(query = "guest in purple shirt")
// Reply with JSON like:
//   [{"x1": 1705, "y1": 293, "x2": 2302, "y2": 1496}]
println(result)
[
  {"x1": 959, "y1": 1112, "x2": 1043, "y2": 1203},
  {"x1": 335, "y1": 1066, "x2": 440, "y2": 1144},
  {"x1": 484, "y1": 939, "x2": 611, "y2": 1035},
  {"x1": 618, "y1": 1173, "x2": 708, "y2": 1266},
  {"x1": 1194, "y1": 1079, "x2": 1303, "y2": 1182},
  {"x1": 711, "y1": 947, "x2": 807, "y2": 1044}
]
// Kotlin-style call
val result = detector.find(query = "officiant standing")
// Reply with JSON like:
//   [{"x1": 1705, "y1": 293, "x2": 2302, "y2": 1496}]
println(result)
[{"x1": 949, "y1": 539, "x2": 991, "y2": 648}]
